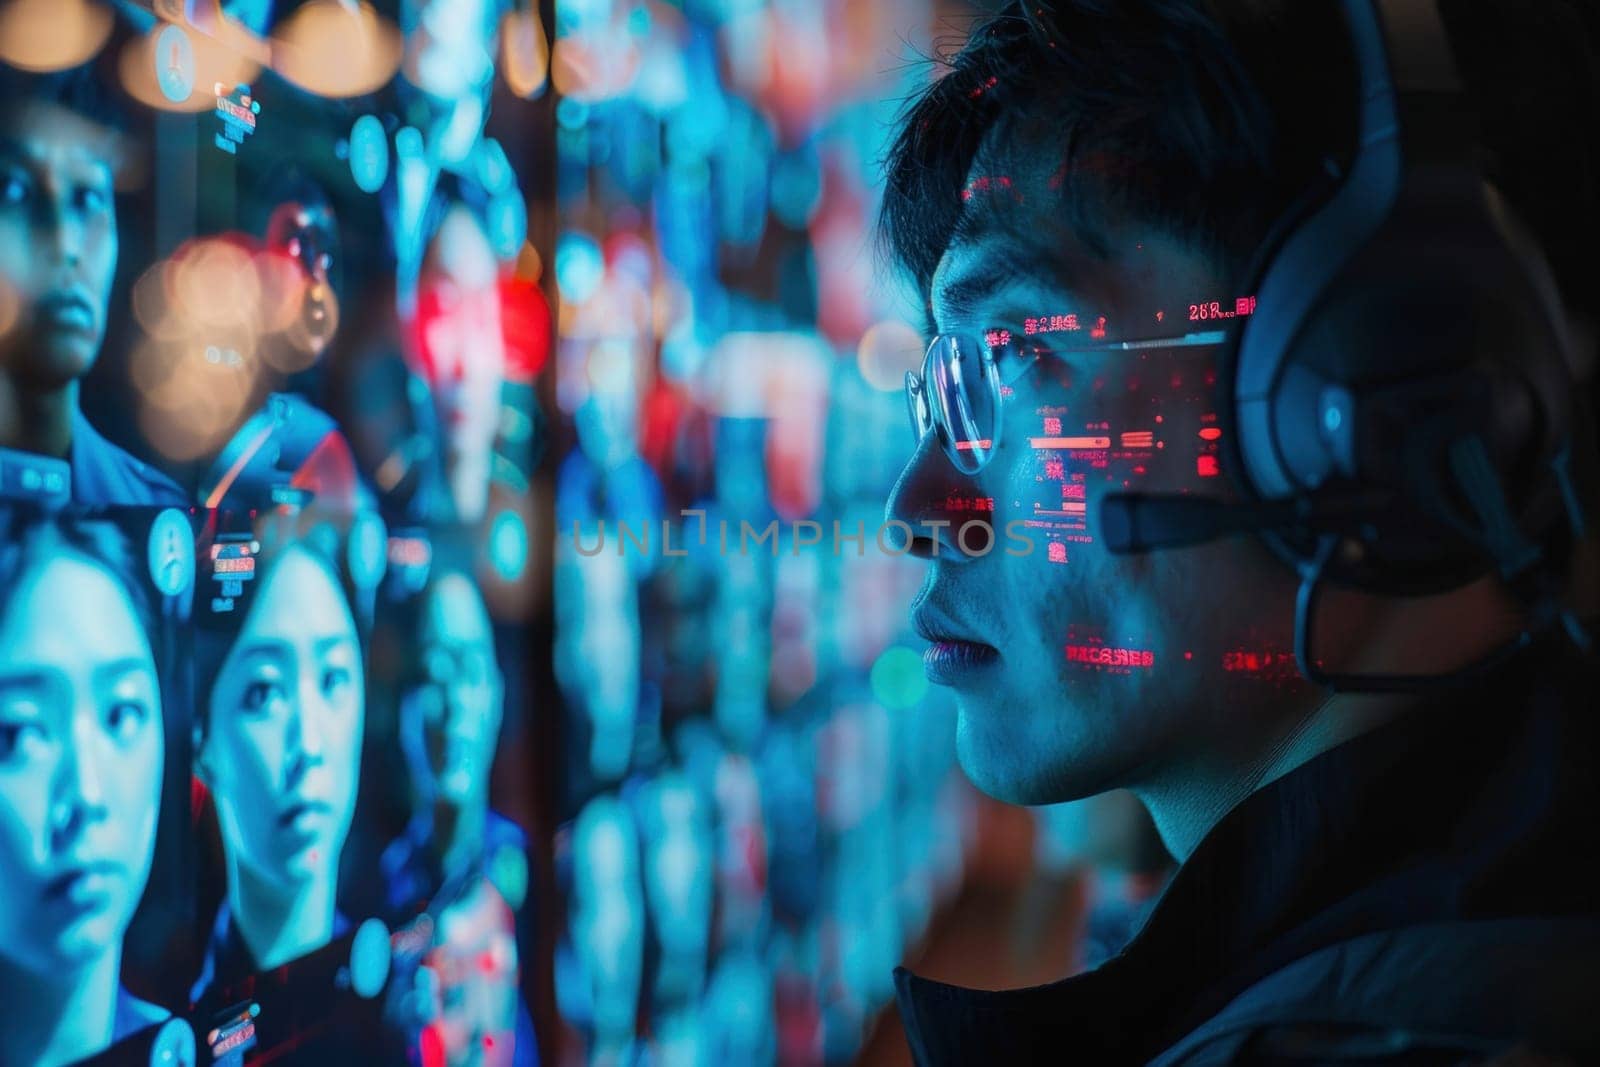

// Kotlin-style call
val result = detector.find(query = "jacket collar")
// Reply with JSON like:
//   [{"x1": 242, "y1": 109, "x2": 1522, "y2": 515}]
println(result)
[{"x1": 896, "y1": 638, "x2": 1599, "y2": 1064}]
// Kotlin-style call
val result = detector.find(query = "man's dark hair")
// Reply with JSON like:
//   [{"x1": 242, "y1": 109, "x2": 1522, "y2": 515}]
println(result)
[{"x1": 880, "y1": 0, "x2": 1600, "y2": 336}]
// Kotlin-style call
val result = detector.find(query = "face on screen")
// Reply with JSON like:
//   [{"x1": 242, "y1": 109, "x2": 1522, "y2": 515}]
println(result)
[
  {"x1": 418, "y1": 206, "x2": 506, "y2": 522},
  {"x1": 886, "y1": 135, "x2": 1311, "y2": 806},
  {"x1": 0, "y1": 102, "x2": 118, "y2": 389},
  {"x1": 0, "y1": 551, "x2": 161, "y2": 975},
  {"x1": 203, "y1": 545, "x2": 363, "y2": 889},
  {"x1": 407, "y1": 571, "x2": 502, "y2": 810}
]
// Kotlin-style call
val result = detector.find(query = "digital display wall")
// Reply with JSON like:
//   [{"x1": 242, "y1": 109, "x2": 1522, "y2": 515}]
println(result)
[{"x1": 1, "y1": 2, "x2": 553, "y2": 1064}]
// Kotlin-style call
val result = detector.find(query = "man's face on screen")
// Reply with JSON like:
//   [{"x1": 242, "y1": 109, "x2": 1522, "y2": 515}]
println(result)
[
  {"x1": 0, "y1": 102, "x2": 119, "y2": 390},
  {"x1": 0, "y1": 551, "x2": 162, "y2": 974},
  {"x1": 887, "y1": 137, "x2": 1309, "y2": 805}
]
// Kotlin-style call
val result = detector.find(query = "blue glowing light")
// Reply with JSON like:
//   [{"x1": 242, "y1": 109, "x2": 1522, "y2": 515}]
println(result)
[
  {"x1": 488, "y1": 189, "x2": 528, "y2": 260},
  {"x1": 349, "y1": 918, "x2": 392, "y2": 1000},
  {"x1": 870, "y1": 646, "x2": 929, "y2": 710},
  {"x1": 490, "y1": 509, "x2": 529, "y2": 581},
  {"x1": 347, "y1": 510, "x2": 389, "y2": 591},
  {"x1": 348, "y1": 114, "x2": 389, "y2": 194},
  {"x1": 556, "y1": 231, "x2": 605, "y2": 304}
]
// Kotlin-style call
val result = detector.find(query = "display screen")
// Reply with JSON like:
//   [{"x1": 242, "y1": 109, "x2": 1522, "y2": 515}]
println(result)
[{"x1": 1, "y1": 3, "x2": 551, "y2": 1064}]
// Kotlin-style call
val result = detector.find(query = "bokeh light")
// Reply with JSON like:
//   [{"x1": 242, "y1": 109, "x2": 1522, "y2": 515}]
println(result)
[
  {"x1": 117, "y1": 19, "x2": 261, "y2": 113},
  {"x1": 0, "y1": 0, "x2": 112, "y2": 73},
  {"x1": 347, "y1": 113, "x2": 389, "y2": 194},
  {"x1": 271, "y1": 0, "x2": 402, "y2": 99},
  {"x1": 555, "y1": 231, "x2": 604, "y2": 305},
  {"x1": 870, "y1": 646, "x2": 930, "y2": 710},
  {"x1": 856, "y1": 318, "x2": 925, "y2": 392},
  {"x1": 500, "y1": 7, "x2": 549, "y2": 98},
  {"x1": 488, "y1": 508, "x2": 529, "y2": 582},
  {"x1": 137, "y1": 340, "x2": 259, "y2": 461}
]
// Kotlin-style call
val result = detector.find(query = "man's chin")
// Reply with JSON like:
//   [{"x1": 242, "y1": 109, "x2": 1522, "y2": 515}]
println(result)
[
  {"x1": 16, "y1": 333, "x2": 100, "y2": 388},
  {"x1": 953, "y1": 700, "x2": 1113, "y2": 807},
  {"x1": 955, "y1": 705, "x2": 1060, "y2": 806}
]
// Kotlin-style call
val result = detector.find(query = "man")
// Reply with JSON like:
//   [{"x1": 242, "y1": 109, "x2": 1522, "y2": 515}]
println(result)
[
  {"x1": 881, "y1": 1, "x2": 1599, "y2": 1062},
  {"x1": 0, "y1": 64, "x2": 185, "y2": 507}
]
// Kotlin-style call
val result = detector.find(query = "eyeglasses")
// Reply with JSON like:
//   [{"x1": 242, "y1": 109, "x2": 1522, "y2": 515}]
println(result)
[{"x1": 904, "y1": 328, "x2": 1229, "y2": 475}]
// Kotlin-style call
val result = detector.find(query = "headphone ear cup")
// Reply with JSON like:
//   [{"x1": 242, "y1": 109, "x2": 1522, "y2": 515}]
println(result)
[{"x1": 1248, "y1": 185, "x2": 1574, "y2": 594}]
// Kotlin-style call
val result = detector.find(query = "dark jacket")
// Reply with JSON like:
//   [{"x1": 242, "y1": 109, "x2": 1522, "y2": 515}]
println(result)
[
  {"x1": 69, "y1": 411, "x2": 186, "y2": 508},
  {"x1": 895, "y1": 639, "x2": 1600, "y2": 1065}
]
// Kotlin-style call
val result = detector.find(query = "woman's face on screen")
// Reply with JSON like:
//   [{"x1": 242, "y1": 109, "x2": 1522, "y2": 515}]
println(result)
[
  {"x1": 0, "y1": 552, "x2": 162, "y2": 974},
  {"x1": 204, "y1": 546, "x2": 364, "y2": 890}
]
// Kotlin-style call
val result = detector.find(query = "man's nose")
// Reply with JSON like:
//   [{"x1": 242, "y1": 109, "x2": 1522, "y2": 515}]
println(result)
[
  {"x1": 884, "y1": 430, "x2": 976, "y2": 560},
  {"x1": 54, "y1": 713, "x2": 110, "y2": 846},
  {"x1": 287, "y1": 678, "x2": 328, "y2": 775},
  {"x1": 39, "y1": 195, "x2": 85, "y2": 270}
]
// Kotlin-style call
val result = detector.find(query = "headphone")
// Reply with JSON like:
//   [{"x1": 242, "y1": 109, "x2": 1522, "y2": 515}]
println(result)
[{"x1": 1100, "y1": 0, "x2": 1599, "y2": 691}]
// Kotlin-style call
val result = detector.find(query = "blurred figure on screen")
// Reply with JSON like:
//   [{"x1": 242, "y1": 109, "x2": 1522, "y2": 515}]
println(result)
[
  {"x1": 387, "y1": 566, "x2": 516, "y2": 907},
  {"x1": 411, "y1": 201, "x2": 507, "y2": 524},
  {"x1": 555, "y1": 547, "x2": 642, "y2": 787},
  {"x1": 0, "y1": 515, "x2": 173, "y2": 1065},
  {"x1": 192, "y1": 529, "x2": 365, "y2": 995},
  {"x1": 381, "y1": 564, "x2": 538, "y2": 1065},
  {"x1": 0, "y1": 66, "x2": 184, "y2": 507},
  {"x1": 562, "y1": 794, "x2": 645, "y2": 1067},
  {"x1": 634, "y1": 770, "x2": 714, "y2": 1067}
]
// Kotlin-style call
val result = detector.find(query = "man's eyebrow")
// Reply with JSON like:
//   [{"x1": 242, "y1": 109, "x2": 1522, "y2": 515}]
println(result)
[
  {"x1": 94, "y1": 657, "x2": 155, "y2": 687},
  {"x1": 0, "y1": 668, "x2": 52, "y2": 691},
  {"x1": 314, "y1": 634, "x2": 356, "y2": 658},
  {"x1": 231, "y1": 639, "x2": 292, "y2": 664},
  {"x1": 933, "y1": 257, "x2": 1034, "y2": 327}
]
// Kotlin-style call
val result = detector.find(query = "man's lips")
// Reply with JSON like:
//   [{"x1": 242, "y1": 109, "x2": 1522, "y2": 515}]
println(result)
[
  {"x1": 47, "y1": 859, "x2": 122, "y2": 905},
  {"x1": 921, "y1": 639, "x2": 1001, "y2": 684},
  {"x1": 913, "y1": 607, "x2": 1000, "y2": 685},
  {"x1": 36, "y1": 289, "x2": 97, "y2": 332},
  {"x1": 278, "y1": 798, "x2": 334, "y2": 829}
]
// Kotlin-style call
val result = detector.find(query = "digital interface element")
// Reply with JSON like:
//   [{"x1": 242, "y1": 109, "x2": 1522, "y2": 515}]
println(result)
[
  {"x1": 149, "y1": 507, "x2": 196, "y2": 597},
  {"x1": 206, "y1": 1003, "x2": 260, "y2": 1064},
  {"x1": 155, "y1": 22, "x2": 195, "y2": 102},
  {"x1": 205, "y1": 533, "x2": 258, "y2": 616},
  {"x1": 0, "y1": 450, "x2": 70, "y2": 506},
  {"x1": 914, "y1": 300, "x2": 1315, "y2": 687},
  {"x1": 211, "y1": 81, "x2": 259, "y2": 154}
]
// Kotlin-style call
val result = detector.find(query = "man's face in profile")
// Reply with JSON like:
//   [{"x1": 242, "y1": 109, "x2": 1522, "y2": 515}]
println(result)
[
  {"x1": 888, "y1": 132, "x2": 1313, "y2": 805},
  {"x1": 0, "y1": 101, "x2": 119, "y2": 390}
]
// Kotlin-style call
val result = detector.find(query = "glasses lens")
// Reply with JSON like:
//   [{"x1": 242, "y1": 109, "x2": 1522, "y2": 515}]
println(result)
[
  {"x1": 926, "y1": 333, "x2": 1001, "y2": 474},
  {"x1": 905, "y1": 369, "x2": 933, "y2": 446}
]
